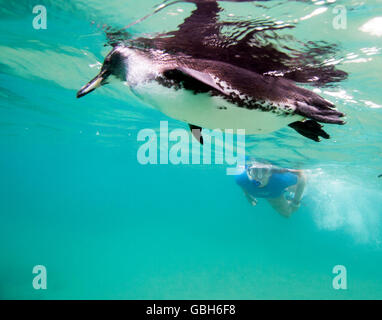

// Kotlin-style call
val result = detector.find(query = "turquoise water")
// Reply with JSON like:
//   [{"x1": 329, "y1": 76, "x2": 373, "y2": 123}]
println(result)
[{"x1": 1, "y1": 0, "x2": 382, "y2": 299}]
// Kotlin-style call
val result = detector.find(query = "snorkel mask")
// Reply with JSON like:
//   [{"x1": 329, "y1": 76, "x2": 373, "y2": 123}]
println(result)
[{"x1": 246, "y1": 162, "x2": 273, "y2": 187}]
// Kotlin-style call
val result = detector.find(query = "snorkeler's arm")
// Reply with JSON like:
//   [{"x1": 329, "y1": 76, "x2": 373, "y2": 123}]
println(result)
[
  {"x1": 267, "y1": 171, "x2": 306, "y2": 218},
  {"x1": 292, "y1": 171, "x2": 307, "y2": 205},
  {"x1": 243, "y1": 190, "x2": 258, "y2": 206}
]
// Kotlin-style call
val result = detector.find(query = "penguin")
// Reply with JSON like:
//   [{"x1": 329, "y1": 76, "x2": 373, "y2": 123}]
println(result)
[
  {"x1": 77, "y1": 45, "x2": 344, "y2": 143},
  {"x1": 77, "y1": 0, "x2": 346, "y2": 144}
]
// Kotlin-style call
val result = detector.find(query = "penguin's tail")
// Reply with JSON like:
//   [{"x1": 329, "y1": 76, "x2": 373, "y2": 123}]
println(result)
[{"x1": 294, "y1": 100, "x2": 346, "y2": 125}]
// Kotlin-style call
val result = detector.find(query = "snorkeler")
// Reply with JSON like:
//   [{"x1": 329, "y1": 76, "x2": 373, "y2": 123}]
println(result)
[{"x1": 235, "y1": 160, "x2": 307, "y2": 218}]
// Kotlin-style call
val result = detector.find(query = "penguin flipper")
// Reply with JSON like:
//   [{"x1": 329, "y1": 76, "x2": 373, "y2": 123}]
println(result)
[
  {"x1": 189, "y1": 124, "x2": 203, "y2": 145},
  {"x1": 288, "y1": 120, "x2": 330, "y2": 142}
]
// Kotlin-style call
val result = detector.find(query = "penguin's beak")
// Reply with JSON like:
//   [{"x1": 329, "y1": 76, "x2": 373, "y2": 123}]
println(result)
[{"x1": 76, "y1": 71, "x2": 106, "y2": 98}]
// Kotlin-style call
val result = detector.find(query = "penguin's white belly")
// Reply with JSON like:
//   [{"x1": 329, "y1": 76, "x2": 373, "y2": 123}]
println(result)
[{"x1": 133, "y1": 82, "x2": 302, "y2": 134}]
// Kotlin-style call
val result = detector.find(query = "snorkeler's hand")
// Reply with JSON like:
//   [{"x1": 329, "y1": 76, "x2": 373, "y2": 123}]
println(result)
[
  {"x1": 244, "y1": 190, "x2": 258, "y2": 206},
  {"x1": 290, "y1": 200, "x2": 301, "y2": 209},
  {"x1": 293, "y1": 173, "x2": 307, "y2": 204}
]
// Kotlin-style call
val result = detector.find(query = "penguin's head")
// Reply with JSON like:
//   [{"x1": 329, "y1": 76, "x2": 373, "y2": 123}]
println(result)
[{"x1": 77, "y1": 46, "x2": 130, "y2": 98}]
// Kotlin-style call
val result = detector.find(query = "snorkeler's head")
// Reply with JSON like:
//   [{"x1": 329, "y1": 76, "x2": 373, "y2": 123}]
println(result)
[{"x1": 246, "y1": 161, "x2": 273, "y2": 186}]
